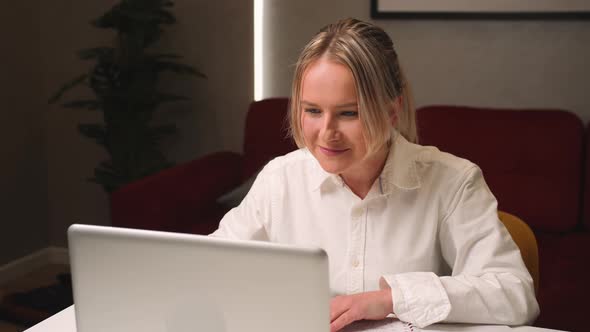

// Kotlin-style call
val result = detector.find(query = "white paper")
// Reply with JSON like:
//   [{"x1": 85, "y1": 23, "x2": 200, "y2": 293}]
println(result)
[
  {"x1": 422, "y1": 323, "x2": 512, "y2": 331},
  {"x1": 341, "y1": 318, "x2": 512, "y2": 332},
  {"x1": 341, "y1": 318, "x2": 413, "y2": 332}
]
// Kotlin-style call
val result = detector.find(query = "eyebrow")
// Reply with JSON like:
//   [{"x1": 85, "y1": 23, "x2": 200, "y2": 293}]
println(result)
[{"x1": 301, "y1": 100, "x2": 358, "y2": 108}]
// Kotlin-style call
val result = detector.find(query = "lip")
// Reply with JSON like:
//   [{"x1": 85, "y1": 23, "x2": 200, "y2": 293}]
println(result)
[{"x1": 319, "y1": 146, "x2": 350, "y2": 156}]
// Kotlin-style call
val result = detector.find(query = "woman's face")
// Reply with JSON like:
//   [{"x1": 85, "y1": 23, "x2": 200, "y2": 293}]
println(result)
[{"x1": 300, "y1": 58, "x2": 369, "y2": 178}]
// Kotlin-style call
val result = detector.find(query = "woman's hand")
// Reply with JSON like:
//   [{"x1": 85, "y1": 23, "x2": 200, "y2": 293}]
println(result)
[{"x1": 330, "y1": 289, "x2": 393, "y2": 332}]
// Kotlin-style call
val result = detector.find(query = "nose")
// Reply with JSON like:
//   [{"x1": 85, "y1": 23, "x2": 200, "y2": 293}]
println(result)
[{"x1": 321, "y1": 113, "x2": 340, "y2": 142}]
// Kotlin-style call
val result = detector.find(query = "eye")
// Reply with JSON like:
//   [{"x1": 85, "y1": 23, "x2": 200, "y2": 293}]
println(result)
[
  {"x1": 340, "y1": 111, "x2": 359, "y2": 117},
  {"x1": 304, "y1": 108, "x2": 322, "y2": 115}
]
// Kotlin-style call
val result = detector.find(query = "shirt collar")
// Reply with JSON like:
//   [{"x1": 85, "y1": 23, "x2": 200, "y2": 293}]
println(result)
[
  {"x1": 308, "y1": 130, "x2": 422, "y2": 193},
  {"x1": 309, "y1": 153, "x2": 345, "y2": 192},
  {"x1": 380, "y1": 131, "x2": 421, "y2": 192},
  {"x1": 307, "y1": 155, "x2": 344, "y2": 191}
]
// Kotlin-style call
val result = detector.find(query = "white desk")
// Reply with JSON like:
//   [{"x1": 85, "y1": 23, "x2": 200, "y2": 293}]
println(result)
[
  {"x1": 24, "y1": 305, "x2": 567, "y2": 332},
  {"x1": 25, "y1": 306, "x2": 76, "y2": 332}
]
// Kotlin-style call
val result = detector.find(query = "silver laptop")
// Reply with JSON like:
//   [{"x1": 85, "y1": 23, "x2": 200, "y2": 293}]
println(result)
[{"x1": 68, "y1": 224, "x2": 330, "y2": 332}]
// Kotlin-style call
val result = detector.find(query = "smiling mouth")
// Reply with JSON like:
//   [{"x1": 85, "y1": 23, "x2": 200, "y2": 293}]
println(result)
[{"x1": 319, "y1": 146, "x2": 350, "y2": 156}]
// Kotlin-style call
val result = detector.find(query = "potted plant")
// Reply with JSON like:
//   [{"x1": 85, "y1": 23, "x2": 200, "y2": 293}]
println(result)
[{"x1": 49, "y1": 0, "x2": 203, "y2": 193}]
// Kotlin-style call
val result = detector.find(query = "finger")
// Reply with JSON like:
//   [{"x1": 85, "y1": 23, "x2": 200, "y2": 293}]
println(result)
[
  {"x1": 330, "y1": 310, "x2": 356, "y2": 332},
  {"x1": 330, "y1": 297, "x2": 350, "y2": 322}
]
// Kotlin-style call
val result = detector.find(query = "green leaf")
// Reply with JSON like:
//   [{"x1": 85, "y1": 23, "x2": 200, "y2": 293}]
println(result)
[
  {"x1": 117, "y1": 9, "x2": 175, "y2": 24},
  {"x1": 48, "y1": 74, "x2": 88, "y2": 103},
  {"x1": 91, "y1": 166, "x2": 123, "y2": 193},
  {"x1": 155, "y1": 61, "x2": 206, "y2": 78},
  {"x1": 62, "y1": 100, "x2": 102, "y2": 110},
  {"x1": 151, "y1": 52, "x2": 182, "y2": 60},
  {"x1": 78, "y1": 123, "x2": 107, "y2": 146},
  {"x1": 78, "y1": 47, "x2": 115, "y2": 60},
  {"x1": 97, "y1": 160, "x2": 116, "y2": 173},
  {"x1": 91, "y1": 5, "x2": 122, "y2": 29}
]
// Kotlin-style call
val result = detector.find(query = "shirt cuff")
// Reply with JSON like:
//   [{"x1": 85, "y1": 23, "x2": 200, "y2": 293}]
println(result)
[{"x1": 380, "y1": 272, "x2": 451, "y2": 328}]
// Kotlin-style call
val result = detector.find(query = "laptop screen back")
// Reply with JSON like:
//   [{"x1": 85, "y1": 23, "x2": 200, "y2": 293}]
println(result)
[{"x1": 68, "y1": 224, "x2": 330, "y2": 332}]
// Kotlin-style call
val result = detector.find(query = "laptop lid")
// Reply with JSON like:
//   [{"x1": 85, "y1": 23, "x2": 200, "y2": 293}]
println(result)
[{"x1": 68, "y1": 224, "x2": 330, "y2": 332}]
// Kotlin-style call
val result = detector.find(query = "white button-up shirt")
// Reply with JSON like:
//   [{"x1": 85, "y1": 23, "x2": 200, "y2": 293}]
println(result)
[{"x1": 211, "y1": 133, "x2": 539, "y2": 328}]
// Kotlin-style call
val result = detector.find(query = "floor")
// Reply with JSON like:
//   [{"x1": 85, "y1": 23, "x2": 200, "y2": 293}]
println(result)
[{"x1": 0, "y1": 264, "x2": 70, "y2": 332}]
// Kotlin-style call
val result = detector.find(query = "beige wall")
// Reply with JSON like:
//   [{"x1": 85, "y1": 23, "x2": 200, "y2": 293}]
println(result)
[
  {"x1": 263, "y1": 0, "x2": 590, "y2": 122},
  {"x1": 0, "y1": 1, "x2": 48, "y2": 265}
]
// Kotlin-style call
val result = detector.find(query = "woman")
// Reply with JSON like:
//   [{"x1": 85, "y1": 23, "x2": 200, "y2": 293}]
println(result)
[{"x1": 211, "y1": 18, "x2": 539, "y2": 331}]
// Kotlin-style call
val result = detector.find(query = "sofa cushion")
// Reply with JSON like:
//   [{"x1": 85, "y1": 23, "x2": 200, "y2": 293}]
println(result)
[
  {"x1": 183, "y1": 203, "x2": 229, "y2": 235},
  {"x1": 417, "y1": 106, "x2": 584, "y2": 232},
  {"x1": 111, "y1": 151, "x2": 243, "y2": 232}
]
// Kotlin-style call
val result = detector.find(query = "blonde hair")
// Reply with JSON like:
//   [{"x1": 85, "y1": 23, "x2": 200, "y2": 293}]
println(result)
[{"x1": 289, "y1": 18, "x2": 417, "y2": 156}]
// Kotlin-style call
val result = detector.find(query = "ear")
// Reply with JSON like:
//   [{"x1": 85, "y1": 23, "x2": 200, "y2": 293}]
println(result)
[{"x1": 390, "y1": 96, "x2": 403, "y2": 126}]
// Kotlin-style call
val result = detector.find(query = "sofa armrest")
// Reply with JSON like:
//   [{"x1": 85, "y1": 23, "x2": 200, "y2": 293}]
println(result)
[{"x1": 110, "y1": 151, "x2": 244, "y2": 232}]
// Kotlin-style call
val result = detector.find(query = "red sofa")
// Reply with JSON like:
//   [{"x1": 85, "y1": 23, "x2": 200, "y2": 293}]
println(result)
[
  {"x1": 111, "y1": 98, "x2": 589, "y2": 332},
  {"x1": 417, "y1": 106, "x2": 589, "y2": 332}
]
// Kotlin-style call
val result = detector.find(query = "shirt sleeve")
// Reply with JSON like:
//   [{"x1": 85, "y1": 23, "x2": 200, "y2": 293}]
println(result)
[
  {"x1": 209, "y1": 166, "x2": 272, "y2": 241},
  {"x1": 381, "y1": 166, "x2": 539, "y2": 328}
]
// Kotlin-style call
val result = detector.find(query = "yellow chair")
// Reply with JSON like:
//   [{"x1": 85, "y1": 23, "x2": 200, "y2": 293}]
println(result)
[{"x1": 498, "y1": 211, "x2": 539, "y2": 294}]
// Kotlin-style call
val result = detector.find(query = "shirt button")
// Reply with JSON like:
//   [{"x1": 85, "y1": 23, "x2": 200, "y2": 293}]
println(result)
[
  {"x1": 351, "y1": 208, "x2": 363, "y2": 219},
  {"x1": 352, "y1": 259, "x2": 359, "y2": 268}
]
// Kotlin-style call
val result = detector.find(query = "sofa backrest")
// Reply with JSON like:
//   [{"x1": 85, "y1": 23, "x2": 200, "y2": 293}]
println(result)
[
  {"x1": 417, "y1": 105, "x2": 584, "y2": 233},
  {"x1": 243, "y1": 98, "x2": 296, "y2": 180}
]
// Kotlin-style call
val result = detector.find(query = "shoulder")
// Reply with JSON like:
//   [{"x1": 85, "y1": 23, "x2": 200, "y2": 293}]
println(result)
[
  {"x1": 403, "y1": 142, "x2": 492, "y2": 219},
  {"x1": 415, "y1": 144, "x2": 476, "y2": 175},
  {"x1": 397, "y1": 139, "x2": 481, "y2": 188}
]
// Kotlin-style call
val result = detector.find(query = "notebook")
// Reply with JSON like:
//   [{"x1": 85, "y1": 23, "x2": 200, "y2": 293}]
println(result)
[{"x1": 67, "y1": 224, "x2": 330, "y2": 332}]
